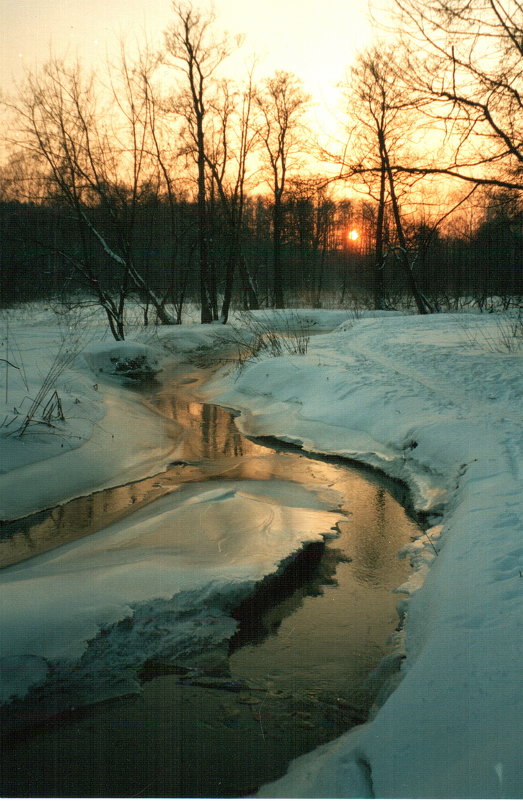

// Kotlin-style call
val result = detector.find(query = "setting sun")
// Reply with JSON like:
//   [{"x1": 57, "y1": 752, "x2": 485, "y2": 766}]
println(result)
[{"x1": 348, "y1": 229, "x2": 360, "y2": 241}]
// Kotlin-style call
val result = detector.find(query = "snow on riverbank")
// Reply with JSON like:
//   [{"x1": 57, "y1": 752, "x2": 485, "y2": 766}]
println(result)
[
  {"x1": 0, "y1": 314, "x2": 175, "y2": 519},
  {"x1": 1, "y1": 479, "x2": 343, "y2": 717},
  {"x1": 200, "y1": 310, "x2": 523, "y2": 799},
  {"x1": 1, "y1": 305, "x2": 521, "y2": 796}
]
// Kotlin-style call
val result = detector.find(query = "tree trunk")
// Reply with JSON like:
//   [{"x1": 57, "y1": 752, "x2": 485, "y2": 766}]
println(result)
[
  {"x1": 374, "y1": 166, "x2": 386, "y2": 310},
  {"x1": 381, "y1": 137, "x2": 432, "y2": 314},
  {"x1": 196, "y1": 116, "x2": 214, "y2": 323},
  {"x1": 239, "y1": 257, "x2": 259, "y2": 310},
  {"x1": 272, "y1": 198, "x2": 284, "y2": 307}
]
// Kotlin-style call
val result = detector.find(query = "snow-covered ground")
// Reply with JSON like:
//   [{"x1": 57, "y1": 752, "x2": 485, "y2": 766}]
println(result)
[
  {"x1": 202, "y1": 310, "x2": 523, "y2": 799},
  {"x1": 0, "y1": 305, "x2": 347, "y2": 725},
  {"x1": 0, "y1": 307, "x2": 177, "y2": 518},
  {"x1": 1, "y1": 304, "x2": 522, "y2": 797}
]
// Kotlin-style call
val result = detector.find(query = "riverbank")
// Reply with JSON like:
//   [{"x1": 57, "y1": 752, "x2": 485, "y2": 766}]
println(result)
[
  {"x1": 201, "y1": 310, "x2": 523, "y2": 798},
  {"x1": 1, "y1": 305, "x2": 522, "y2": 797}
]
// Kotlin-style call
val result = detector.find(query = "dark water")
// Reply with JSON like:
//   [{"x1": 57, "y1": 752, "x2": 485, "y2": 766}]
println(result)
[{"x1": 1, "y1": 364, "x2": 421, "y2": 798}]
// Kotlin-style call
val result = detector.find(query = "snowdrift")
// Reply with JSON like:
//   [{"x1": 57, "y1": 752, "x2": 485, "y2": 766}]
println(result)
[{"x1": 0, "y1": 336, "x2": 176, "y2": 519}]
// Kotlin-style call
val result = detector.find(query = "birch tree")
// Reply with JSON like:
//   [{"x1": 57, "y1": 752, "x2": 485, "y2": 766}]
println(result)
[{"x1": 7, "y1": 55, "x2": 174, "y2": 339}]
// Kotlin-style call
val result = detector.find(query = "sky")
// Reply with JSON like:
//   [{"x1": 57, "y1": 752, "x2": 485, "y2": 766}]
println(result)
[{"x1": 0, "y1": 0, "x2": 376, "y2": 130}]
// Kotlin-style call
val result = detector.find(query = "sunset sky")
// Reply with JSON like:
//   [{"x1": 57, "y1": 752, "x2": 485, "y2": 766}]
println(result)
[{"x1": 1, "y1": 0, "x2": 375, "y2": 126}]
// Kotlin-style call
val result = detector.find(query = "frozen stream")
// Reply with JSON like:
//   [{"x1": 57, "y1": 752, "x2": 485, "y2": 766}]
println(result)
[{"x1": 1, "y1": 363, "x2": 421, "y2": 797}]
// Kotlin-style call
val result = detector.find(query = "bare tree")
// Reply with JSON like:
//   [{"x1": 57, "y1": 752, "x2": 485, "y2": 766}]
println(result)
[
  {"x1": 106, "y1": 46, "x2": 176, "y2": 326},
  {"x1": 342, "y1": 46, "x2": 433, "y2": 313},
  {"x1": 133, "y1": 45, "x2": 190, "y2": 323},
  {"x1": 205, "y1": 69, "x2": 260, "y2": 321},
  {"x1": 390, "y1": 0, "x2": 523, "y2": 192},
  {"x1": 6, "y1": 55, "x2": 174, "y2": 338},
  {"x1": 255, "y1": 71, "x2": 311, "y2": 308},
  {"x1": 164, "y1": 1, "x2": 231, "y2": 323}
]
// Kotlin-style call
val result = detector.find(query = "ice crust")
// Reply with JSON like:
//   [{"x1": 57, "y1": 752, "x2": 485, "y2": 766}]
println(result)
[{"x1": 0, "y1": 478, "x2": 343, "y2": 718}]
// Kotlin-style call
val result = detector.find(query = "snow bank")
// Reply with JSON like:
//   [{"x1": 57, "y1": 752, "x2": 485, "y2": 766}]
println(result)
[
  {"x1": 233, "y1": 307, "x2": 403, "y2": 330},
  {"x1": 0, "y1": 323, "x2": 104, "y2": 474},
  {"x1": 0, "y1": 478, "x2": 344, "y2": 722},
  {"x1": 83, "y1": 340, "x2": 162, "y2": 378},
  {"x1": 0, "y1": 324, "x2": 177, "y2": 519},
  {"x1": 202, "y1": 311, "x2": 523, "y2": 799},
  {"x1": 151, "y1": 309, "x2": 367, "y2": 358},
  {"x1": 232, "y1": 308, "x2": 366, "y2": 331}
]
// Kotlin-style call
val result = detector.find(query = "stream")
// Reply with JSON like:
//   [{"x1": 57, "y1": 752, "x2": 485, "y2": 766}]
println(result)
[{"x1": 1, "y1": 361, "x2": 422, "y2": 798}]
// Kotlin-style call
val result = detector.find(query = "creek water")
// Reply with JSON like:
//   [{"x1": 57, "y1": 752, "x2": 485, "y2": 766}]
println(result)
[{"x1": 1, "y1": 363, "x2": 421, "y2": 798}]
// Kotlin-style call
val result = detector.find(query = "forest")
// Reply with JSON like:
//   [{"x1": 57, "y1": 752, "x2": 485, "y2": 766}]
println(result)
[{"x1": 1, "y1": 0, "x2": 522, "y2": 335}]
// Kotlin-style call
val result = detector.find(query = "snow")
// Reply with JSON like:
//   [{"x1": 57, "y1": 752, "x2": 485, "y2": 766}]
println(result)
[
  {"x1": 200, "y1": 310, "x2": 523, "y2": 799},
  {"x1": 0, "y1": 312, "x2": 175, "y2": 518},
  {"x1": 83, "y1": 339, "x2": 162, "y2": 377},
  {"x1": 0, "y1": 479, "x2": 342, "y2": 709},
  {"x1": 1, "y1": 304, "x2": 522, "y2": 797}
]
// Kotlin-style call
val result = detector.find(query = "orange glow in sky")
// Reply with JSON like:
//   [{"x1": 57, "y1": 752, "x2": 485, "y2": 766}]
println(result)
[
  {"x1": 348, "y1": 229, "x2": 360, "y2": 241},
  {"x1": 0, "y1": 0, "x2": 373, "y2": 126}
]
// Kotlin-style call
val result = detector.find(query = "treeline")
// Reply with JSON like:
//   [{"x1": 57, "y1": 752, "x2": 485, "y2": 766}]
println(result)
[
  {"x1": 0, "y1": 195, "x2": 363, "y2": 310},
  {"x1": 1, "y1": 193, "x2": 522, "y2": 312}
]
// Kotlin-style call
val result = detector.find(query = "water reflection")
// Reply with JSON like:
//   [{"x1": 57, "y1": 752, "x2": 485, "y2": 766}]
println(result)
[
  {"x1": 229, "y1": 472, "x2": 417, "y2": 701},
  {"x1": 0, "y1": 361, "x2": 424, "y2": 799},
  {"x1": 0, "y1": 481, "x2": 172, "y2": 568},
  {"x1": 230, "y1": 540, "x2": 349, "y2": 650},
  {"x1": 153, "y1": 379, "x2": 267, "y2": 460},
  {"x1": 0, "y1": 390, "x2": 272, "y2": 568},
  {"x1": 344, "y1": 486, "x2": 402, "y2": 585},
  {"x1": 0, "y1": 375, "x2": 419, "y2": 576}
]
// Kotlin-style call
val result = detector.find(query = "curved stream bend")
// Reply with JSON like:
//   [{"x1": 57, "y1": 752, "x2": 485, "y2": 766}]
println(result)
[{"x1": 1, "y1": 362, "x2": 421, "y2": 798}]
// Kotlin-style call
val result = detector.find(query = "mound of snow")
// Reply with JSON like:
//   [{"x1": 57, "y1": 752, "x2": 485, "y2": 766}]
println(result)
[
  {"x1": 0, "y1": 478, "x2": 344, "y2": 722},
  {"x1": 84, "y1": 340, "x2": 162, "y2": 378},
  {"x1": 0, "y1": 321, "x2": 178, "y2": 519}
]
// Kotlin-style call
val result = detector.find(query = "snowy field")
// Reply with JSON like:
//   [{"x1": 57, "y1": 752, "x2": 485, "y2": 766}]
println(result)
[{"x1": 1, "y1": 303, "x2": 522, "y2": 797}]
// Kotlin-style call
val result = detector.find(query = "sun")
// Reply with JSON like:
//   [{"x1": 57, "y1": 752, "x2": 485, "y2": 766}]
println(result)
[{"x1": 348, "y1": 229, "x2": 360, "y2": 241}]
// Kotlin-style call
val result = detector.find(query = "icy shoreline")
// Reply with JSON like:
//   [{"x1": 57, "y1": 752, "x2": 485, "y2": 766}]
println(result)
[
  {"x1": 199, "y1": 311, "x2": 523, "y2": 798},
  {"x1": 0, "y1": 317, "x2": 349, "y2": 725}
]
